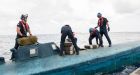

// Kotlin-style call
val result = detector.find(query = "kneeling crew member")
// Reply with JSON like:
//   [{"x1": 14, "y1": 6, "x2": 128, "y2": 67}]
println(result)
[{"x1": 89, "y1": 28, "x2": 103, "y2": 47}]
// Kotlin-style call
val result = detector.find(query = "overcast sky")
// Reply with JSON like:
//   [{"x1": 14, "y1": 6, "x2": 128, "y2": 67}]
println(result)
[{"x1": 0, "y1": 0, "x2": 140, "y2": 35}]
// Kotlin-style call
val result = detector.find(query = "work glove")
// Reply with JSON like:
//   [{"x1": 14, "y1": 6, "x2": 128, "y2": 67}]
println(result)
[{"x1": 108, "y1": 27, "x2": 110, "y2": 32}]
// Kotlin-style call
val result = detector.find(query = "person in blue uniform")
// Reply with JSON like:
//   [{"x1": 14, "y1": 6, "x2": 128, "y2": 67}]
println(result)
[
  {"x1": 89, "y1": 28, "x2": 103, "y2": 47},
  {"x1": 60, "y1": 25, "x2": 79, "y2": 56}
]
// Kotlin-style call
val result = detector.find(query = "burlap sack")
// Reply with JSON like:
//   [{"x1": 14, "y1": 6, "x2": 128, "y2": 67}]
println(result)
[
  {"x1": 18, "y1": 36, "x2": 38, "y2": 46},
  {"x1": 64, "y1": 42, "x2": 72, "y2": 47},
  {"x1": 64, "y1": 42, "x2": 75, "y2": 55},
  {"x1": 92, "y1": 45, "x2": 98, "y2": 49},
  {"x1": 64, "y1": 46, "x2": 75, "y2": 55}
]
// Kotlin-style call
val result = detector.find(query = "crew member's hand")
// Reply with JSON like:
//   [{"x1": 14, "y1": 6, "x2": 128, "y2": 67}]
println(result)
[
  {"x1": 108, "y1": 27, "x2": 110, "y2": 32},
  {"x1": 22, "y1": 35, "x2": 27, "y2": 37},
  {"x1": 30, "y1": 34, "x2": 32, "y2": 36},
  {"x1": 20, "y1": 34, "x2": 23, "y2": 37}
]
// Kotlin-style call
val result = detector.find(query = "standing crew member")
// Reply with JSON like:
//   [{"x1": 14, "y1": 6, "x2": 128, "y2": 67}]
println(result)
[
  {"x1": 96, "y1": 13, "x2": 112, "y2": 47},
  {"x1": 11, "y1": 14, "x2": 32, "y2": 60},
  {"x1": 89, "y1": 28, "x2": 103, "y2": 47},
  {"x1": 60, "y1": 25, "x2": 79, "y2": 56}
]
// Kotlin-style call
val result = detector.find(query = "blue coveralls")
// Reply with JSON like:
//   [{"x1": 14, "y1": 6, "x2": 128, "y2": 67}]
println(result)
[
  {"x1": 60, "y1": 25, "x2": 79, "y2": 55},
  {"x1": 89, "y1": 29, "x2": 103, "y2": 46}
]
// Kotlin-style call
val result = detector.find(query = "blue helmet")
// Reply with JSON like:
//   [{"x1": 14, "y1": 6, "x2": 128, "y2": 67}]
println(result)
[
  {"x1": 21, "y1": 14, "x2": 28, "y2": 20},
  {"x1": 97, "y1": 13, "x2": 102, "y2": 17},
  {"x1": 89, "y1": 28, "x2": 94, "y2": 33}
]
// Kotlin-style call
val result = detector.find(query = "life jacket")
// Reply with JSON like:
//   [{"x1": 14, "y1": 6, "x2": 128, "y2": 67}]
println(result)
[
  {"x1": 93, "y1": 28, "x2": 96, "y2": 33},
  {"x1": 91, "y1": 28, "x2": 97, "y2": 36},
  {"x1": 98, "y1": 17, "x2": 104, "y2": 27},
  {"x1": 20, "y1": 21, "x2": 29, "y2": 32}
]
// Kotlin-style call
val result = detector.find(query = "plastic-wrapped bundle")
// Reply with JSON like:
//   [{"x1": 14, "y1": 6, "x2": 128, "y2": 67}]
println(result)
[
  {"x1": 84, "y1": 45, "x2": 98, "y2": 49},
  {"x1": 64, "y1": 42, "x2": 72, "y2": 47},
  {"x1": 64, "y1": 42, "x2": 75, "y2": 55},
  {"x1": 18, "y1": 36, "x2": 38, "y2": 46}
]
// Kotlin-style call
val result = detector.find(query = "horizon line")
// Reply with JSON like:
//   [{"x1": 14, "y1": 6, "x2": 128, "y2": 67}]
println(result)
[{"x1": 0, "y1": 32, "x2": 140, "y2": 36}]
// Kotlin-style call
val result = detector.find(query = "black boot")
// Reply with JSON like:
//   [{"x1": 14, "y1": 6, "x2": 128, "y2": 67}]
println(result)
[
  {"x1": 109, "y1": 44, "x2": 112, "y2": 47},
  {"x1": 99, "y1": 44, "x2": 104, "y2": 47},
  {"x1": 10, "y1": 48, "x2": 16, "y2": 61},
  {"x1": 76, "y1": 51, "x2": 79, "y2": 55},
  {"x1": 59, "y1": 51, "x2": 64, "y2": 56}
]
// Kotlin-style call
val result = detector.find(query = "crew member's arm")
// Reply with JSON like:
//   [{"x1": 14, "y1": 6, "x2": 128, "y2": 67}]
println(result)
[
  {"x1": 27, "y1": 25, "x2": 32, "y2": 36},
  {"x1": 17, "y1": 27, "x2": 23, "y2": 36},
  {"x1": 105, "y1": 18, "x2": 110, "y2": 31},
  {"x1": 95, "y1": 19, "x2": 100, "y2": 28},
  {"x1": 96, "y1": 32, "x2": 99, "y2": 45},
  {"x1": 96, "y1": 31, "x2": 99, "y2": 45},
  {"x1": 107, "y1": 22, "x2": 110, "y2": 31},
  {"x1": 95, "y1": 26, "x2": 99, "y2": 29},
  {"x1": 95, "y1": 22, "x2": 99, "y2": 28},
  {"x1": 61, "y1": 27, "x2": 63, "y2": 34},
  {"x1": 28, "y1": 29, "x2": 32, "y2": 36},
  {"x1": 107, "y1": 22, "x2": 109, "y2": 28}
]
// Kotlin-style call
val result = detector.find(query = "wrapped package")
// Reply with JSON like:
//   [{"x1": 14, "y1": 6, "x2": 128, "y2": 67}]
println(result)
[
  {"x1": 84, "y1": 45, "x2": 98, "y2": 49},
  {"x1": 64, "y1": 42, "x2": 75, "y2": 55},
  {"x1": 18, "y1": 36, "x2": 38, "y2": 46}
]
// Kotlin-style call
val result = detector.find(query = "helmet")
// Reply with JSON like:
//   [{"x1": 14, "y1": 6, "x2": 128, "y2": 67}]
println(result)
[
  {"x1": 65, "y1": 25, "x2": 70, "y2": 27},
  {"x1": 21, "y1": 14, "x2": 28, "y2": 20},
  {"x1": 97, "y1": 13, "x2": 102, "y2": 17},
  {"x1": 89, "y1": 28, "x2": 94, "y2": 33}
]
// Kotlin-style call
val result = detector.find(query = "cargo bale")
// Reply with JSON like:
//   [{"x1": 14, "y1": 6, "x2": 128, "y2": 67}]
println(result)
[
  {"x1": 65, "y1": 50, "x2": 75, "y2": 55},
  {"x1": 84, "y1": 45, "x2": 91, "y2": 49},
  {"x1": 84, "y1": 45, "x2": 98, "y2": 49},
  {"x1": 64, "y1": 42, "x2": 72, "y2": 47},
  {"x1": 64, "y1": 47, "x2": 71, "y2": 51},
  {"x1": 29, "y1": 36, "x2": 38, "y2": 44},
  {"x1": 92, "y1": 45, "x2": 98, "y2": 49},
  {"x1": 64, "y1": 43, "x2": 75, "y2": 55},
  {"x1": 18, "y1": 36, "x2": 38, "y2": 46}
]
